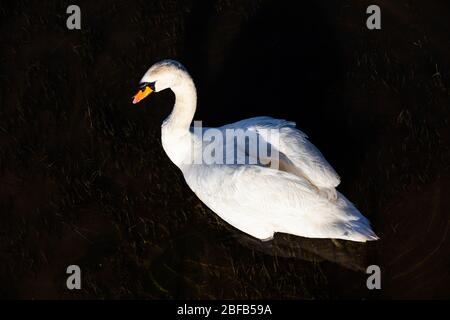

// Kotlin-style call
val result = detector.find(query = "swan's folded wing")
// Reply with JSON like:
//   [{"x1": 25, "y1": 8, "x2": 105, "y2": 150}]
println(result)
[
  {"x1": 185, "y1": 165, "x2": 319, "y2": 240},
  {"x1": 222, "y1": 116, "x2": 341, "y2": 189},
  {"x1": 185, "y1": 164, "x2": 370, "y2": 241}
]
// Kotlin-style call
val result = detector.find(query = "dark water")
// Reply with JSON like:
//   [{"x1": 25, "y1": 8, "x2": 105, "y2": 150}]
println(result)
[{"x1": 0, "y1": 0, "x2": 449, "y2": 299}]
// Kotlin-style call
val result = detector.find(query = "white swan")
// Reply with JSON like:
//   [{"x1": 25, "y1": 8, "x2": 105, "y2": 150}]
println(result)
[{"x1": 133, "y1": 60, "x2": 378, "y2": 242}]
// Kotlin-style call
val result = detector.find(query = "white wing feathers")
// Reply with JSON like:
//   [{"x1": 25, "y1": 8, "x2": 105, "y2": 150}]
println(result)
[
  {"x1": 186, "y1": 164, "x2": 377, "y2": 242},
  {"x1": 222, "y1": 116, "x2": 341, "y2": 192},
  {"x1": 184, "y1": 116, "x2": 377, "y2": 242}
]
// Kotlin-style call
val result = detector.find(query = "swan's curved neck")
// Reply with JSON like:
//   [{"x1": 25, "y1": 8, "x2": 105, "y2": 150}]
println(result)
[{"x1": 166, "y1": 74, "x2": 197, "y2": 132}]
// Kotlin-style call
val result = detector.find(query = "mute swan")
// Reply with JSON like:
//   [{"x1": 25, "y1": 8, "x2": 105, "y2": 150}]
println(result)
[{"x1": 133, "y1": 59, "x2": 378, "y2": 242}]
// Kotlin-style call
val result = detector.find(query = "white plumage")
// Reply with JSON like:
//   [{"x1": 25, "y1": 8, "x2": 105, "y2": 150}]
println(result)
[{"x1": 135, "y1": 59, "x2": 379, "y2": 242}]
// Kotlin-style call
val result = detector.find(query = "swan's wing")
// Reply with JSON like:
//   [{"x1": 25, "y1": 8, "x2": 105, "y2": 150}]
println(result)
[
  {"x1": 221, "y1": 116, "x2": 341, "y2": 190},
  {"x1": 185, "y1": 164, "x2": 376, "y2": 242}
]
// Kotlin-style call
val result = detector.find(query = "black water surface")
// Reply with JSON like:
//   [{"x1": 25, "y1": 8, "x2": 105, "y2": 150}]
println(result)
[{"x1": 0, "y1": 0, "x2": 449, "y2": 299}]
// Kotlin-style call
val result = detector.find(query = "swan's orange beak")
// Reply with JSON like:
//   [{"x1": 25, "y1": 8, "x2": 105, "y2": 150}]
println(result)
[{"x1": 132, "y1": 86, "x2": 153, "y2": 104}]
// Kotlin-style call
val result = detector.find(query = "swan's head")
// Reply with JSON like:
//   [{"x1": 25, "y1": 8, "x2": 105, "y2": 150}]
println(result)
[{"x1": 132, "y1": 59, "x2": 188, "y2": 104}]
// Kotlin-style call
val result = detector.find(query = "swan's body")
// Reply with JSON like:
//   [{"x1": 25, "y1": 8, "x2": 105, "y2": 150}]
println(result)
[{"x1": 134, "y1": 60, "x2": 378, "y2": 242}]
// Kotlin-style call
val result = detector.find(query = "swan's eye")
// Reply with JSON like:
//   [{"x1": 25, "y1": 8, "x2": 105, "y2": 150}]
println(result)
[{"x1": 139, "y1": 82, "x2": 155, "y2": 91}]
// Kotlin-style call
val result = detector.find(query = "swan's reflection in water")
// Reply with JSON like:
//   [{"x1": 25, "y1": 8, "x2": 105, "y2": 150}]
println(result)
[{"x1": 227, "y1": 230, "x2": 371, "y2": 272}]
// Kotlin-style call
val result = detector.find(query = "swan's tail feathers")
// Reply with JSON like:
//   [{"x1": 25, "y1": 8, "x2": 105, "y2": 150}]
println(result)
[
  {"x1": 342, "y1": 222, "x2": 379, "y2": 242},
  {"x1": 335, "y1": 193, "x2": 379, "y2": 242}
]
